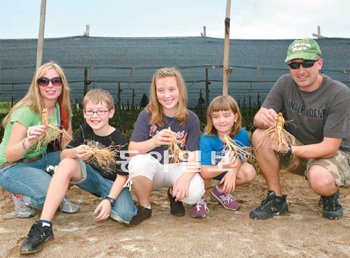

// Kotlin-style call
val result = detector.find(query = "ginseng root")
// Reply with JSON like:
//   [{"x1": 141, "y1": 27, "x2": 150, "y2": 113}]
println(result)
[
  {"x1": 35, "y1": 108, "x2": 72, "y2": 150},
  {"x1": 223, "y1": 134, "x2": 255, "y2": 165},
  {"x1": 84, "y1": 140, "x2": 120, "y2": 173},
  {"x1": 167, "y1": 130, "x2": 186, "y2": 163},
  {"x1": 256, "y1": 112, "x2": 295, "y2": 152}
]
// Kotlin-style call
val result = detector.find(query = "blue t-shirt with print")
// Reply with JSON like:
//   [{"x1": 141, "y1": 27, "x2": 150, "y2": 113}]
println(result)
[{"x1": 200, "y1": 128, "x2": 249, "y2": 166}]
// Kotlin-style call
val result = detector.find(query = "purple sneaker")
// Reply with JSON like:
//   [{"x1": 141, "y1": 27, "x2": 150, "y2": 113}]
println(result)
[
  {"x1": 191, "y1": 198, "x2": 209, "y2": 218},
  {"x1": 211, "y1": 185, "x2": 240, "y2": 210}
]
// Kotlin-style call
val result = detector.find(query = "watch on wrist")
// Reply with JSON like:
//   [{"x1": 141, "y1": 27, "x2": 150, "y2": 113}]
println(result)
[
  {"x1": 105, "y1": 196, "x2": 115, "y2": 206},
  {"x1": 283, "y1": 145, "x2": 293, "y2": 159}
]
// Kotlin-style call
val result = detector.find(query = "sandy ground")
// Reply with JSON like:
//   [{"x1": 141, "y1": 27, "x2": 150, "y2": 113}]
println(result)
[{"x1": 1, "y1": 170, "x2": 350, "y2": 258}]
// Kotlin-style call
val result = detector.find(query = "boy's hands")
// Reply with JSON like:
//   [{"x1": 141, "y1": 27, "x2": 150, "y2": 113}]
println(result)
[
  {"x1": 75, "y1": 145, "x2": 92, "y2": 160},
  {"x1": 94, "y1": 200, "x2": 112, "y2": 221}
]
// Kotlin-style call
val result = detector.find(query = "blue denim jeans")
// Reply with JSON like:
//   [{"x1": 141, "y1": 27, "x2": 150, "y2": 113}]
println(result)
[
  {"x1": 0, "y1": 151, "x2": 60, "y2": 209},
  {"x1": 72, "y1": 160, "x2": 137, "y2": 224}
]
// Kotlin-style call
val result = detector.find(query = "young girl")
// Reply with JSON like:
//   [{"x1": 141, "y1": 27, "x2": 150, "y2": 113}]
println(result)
[
  {"x1": 128, "y1": 67, "x2": 204, "y2": 226},
  {"x1": 192, "y1": 95, "x2": 256, "y2": 218},
  {"x1": 0, "y1": 62, "x2": 79, "y2": 218}
]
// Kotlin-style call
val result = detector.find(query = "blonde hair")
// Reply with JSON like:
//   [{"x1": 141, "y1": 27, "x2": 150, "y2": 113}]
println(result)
[
  {"x1": 146, "y1": 67, "x2": 188, "y2": 125},
  {"x1": 204, "y1": 95, "x2": 242, "y2": 137},
  {"x1": 2, "y1": 61, "x2": 72, "y2": 128},
  {"x1": 83, "y1": 89, "x2": 114, "y2": 110}
]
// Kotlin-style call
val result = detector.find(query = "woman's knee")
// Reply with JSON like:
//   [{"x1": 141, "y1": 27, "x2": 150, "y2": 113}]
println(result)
[{"x1": 3, "y1": 168, "x2": 51, "y2": 208}]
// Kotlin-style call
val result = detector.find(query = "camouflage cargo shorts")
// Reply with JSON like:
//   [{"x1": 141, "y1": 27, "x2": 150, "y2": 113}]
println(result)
[
  {"x1": 279, "y1": 150, "x2": 350, "y2": 187},
  {"x1": 306, "y1": 150, "x2": 350, "y2": 187}
]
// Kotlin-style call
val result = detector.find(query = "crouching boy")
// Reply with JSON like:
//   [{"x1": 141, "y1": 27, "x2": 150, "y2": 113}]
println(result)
[{"x1": 20, "y1": 89, "x2": 137, "y2": 254}]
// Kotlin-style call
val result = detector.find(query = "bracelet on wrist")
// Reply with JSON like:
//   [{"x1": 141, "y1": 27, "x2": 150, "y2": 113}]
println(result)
[
  {"x1": 282, "y1": 145, "x2": 293, "y2": 159},
  {"x1": 105, "y1": 196, "x2": 115, "y2": 206},
  {"x1": 21, "y1": 138, "x2": 29, "y2": 151}
]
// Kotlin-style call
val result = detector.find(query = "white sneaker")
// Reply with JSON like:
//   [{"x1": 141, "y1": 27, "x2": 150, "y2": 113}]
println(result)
[
  {"x1": 11, "y1": 194, "x2": 36, "y2": 219},
  {"x1": 59, "y1": 197, "x2": 80, "y2": 214}
]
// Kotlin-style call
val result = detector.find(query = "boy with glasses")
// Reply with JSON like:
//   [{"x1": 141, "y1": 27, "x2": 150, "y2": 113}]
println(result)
[
  {"x1": 20, "y1": 89, "x2": 137, "y2": 254},
  {"x1": 250, "y1": 38, "x2": 350, "y2": 220}
]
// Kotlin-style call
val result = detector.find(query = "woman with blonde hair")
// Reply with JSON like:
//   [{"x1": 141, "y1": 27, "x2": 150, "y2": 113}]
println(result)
[{"x1": 0, "y1": 61, "x2": 78, "y2": 218}]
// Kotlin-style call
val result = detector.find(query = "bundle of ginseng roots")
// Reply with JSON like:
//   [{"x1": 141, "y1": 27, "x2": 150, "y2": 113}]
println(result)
[
  {"x1": 84, "y1": 140, "x2": 121, "y2": 174},
  {"x1": 35, "y1": 108, "x2": 72, "y2": 150},
  {"x1": 256, "y1": 112, "x2": 298, "y2": 167},
  {"x1": 222, "y1": 134, "x2": 256, "y2": 166},
  {"x1": 168, "y1": 134, "x2": 186, "y2": 163}
]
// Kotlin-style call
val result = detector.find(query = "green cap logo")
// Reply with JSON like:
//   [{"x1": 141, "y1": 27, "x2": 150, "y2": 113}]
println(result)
[{"x1": 285, "y1": 38, "x2": 322, "y2": 63}]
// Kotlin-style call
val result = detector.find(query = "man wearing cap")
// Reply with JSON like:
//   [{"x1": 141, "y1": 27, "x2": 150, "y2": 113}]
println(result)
[{"x1": 249, "y1": 38, "x2": 350, "y2": 220}]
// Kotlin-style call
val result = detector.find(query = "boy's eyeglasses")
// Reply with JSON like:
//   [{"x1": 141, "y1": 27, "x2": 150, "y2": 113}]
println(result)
[
  {"x1": 84, "y1": 110, "x2": 110, "y2": 116},
  {"x1": 287, "y1": 60, "x2": 317, "y2": 69},
  {"x1": 37, "y1": 77, "x2": 62, "y2": 87}
]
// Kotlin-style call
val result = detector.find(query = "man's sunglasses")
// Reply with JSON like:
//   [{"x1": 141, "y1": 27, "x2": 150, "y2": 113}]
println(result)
[
  {"x1": 287, "y1": 60, "x2": 317, "y2": 70},
  {"x1": 37, "y1": 77, "x2": 62, "y2": 86}
]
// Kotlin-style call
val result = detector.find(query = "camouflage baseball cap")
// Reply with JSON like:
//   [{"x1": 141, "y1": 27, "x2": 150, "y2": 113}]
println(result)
[{"x1": 285, "y1": 38, "x2": 322, "y2": 63}]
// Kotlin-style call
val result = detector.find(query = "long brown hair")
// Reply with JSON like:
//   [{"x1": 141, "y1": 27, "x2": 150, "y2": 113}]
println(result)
[
  {"x1": 2, "y1": 61, "x2": 72, "y2": 128},
  {"x1": 204, "y1": 95, "x2": 242, "y2": 137},
  {"x1": 146, "y1": 67, "x2": 188, "y2": 125}
]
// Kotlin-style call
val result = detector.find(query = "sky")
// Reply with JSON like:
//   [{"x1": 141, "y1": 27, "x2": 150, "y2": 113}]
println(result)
[{"x1": 1, "y1": 0, "x2": 350, "y2": 39}]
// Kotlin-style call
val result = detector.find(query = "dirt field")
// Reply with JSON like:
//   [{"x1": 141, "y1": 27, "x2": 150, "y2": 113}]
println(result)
[{"x1": 1, "y1": 170, "x2": 350, "y2": 258}]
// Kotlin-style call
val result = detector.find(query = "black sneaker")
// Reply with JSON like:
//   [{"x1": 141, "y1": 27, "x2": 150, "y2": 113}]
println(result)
[
  {"x1": 167, "y1": 187, "x2": 185, "y2": 216},
  {"x1": 249, "y1": 191, "x2": 288, "y2": 220},
  {"x1": 20, "y1": 220, "x2": 54, "y2": 254},
  {"x1": 320, "y1": 191, "x2": 343, "y2": 220},
  {"x1": 128, "y1": 205, "x2": 152, "y2": 226}
]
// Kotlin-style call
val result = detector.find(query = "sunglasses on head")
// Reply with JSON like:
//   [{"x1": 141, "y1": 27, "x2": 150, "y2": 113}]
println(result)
[
  {"x1": 287, "y1": 60, "x2": 317, "y2": 70},
  {"x1": 37, "y1": 77, "x2": 62, "y2": 86}
]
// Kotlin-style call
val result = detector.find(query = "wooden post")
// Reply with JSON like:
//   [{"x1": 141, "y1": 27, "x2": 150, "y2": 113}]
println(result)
[
  {"x1": 222, "y1": 0, "x2": 231, "y2": 96},
  {"x1": 312, "y1": 25, "x2": 326, "y2": 38},
  {"x1": 117, "y1": 82, "x2": 121, "y2": 109},
  {"x1": 84, "y1": 25, "x2": 90, "y2": 37},
  {"x1": 83, "y1": 68, "x2": 89, "y2": 96},
  {"x1": 36, "y1": 0, "x2": 47, "y2": 70},
  {"x1": 131, "y1": 89, "x2": 135, "y2": 110},
  {"x1": 205, "y1": 67, "x2": 210, "y2": 107},
  {"x1": 11, "y1": 83, "x2": 14, "y2": 107}
]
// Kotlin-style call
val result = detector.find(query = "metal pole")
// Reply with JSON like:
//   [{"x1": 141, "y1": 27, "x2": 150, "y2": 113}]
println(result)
[
  {"x1": 222, "y1": 0, "x2": 231, "y2": 96},
  {"x1": 36, "y1": 0, "x2": 47, "y2": 70}
]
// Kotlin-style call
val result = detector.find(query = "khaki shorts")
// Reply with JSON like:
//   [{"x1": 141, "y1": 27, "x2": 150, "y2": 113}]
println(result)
[{"x1": 279, "y1": 150, "x2": 350, "y2": 187}]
